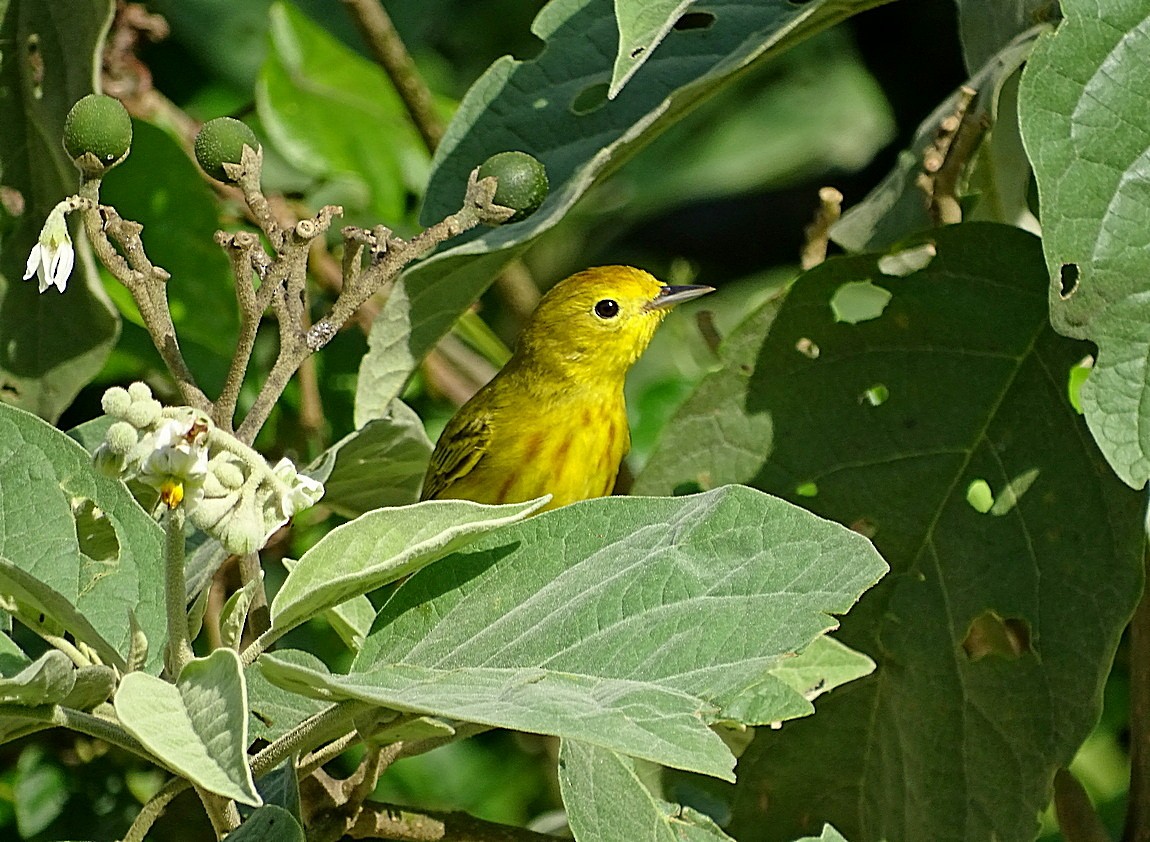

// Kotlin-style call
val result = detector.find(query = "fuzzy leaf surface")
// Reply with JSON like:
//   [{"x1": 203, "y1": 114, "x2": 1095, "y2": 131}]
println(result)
[
  {"x1": 1019, "y1": 0, "x2": 1150, "y2": 488},
  {"x1": 0, "y1": 403, "x2": 165, "y2": 673}
]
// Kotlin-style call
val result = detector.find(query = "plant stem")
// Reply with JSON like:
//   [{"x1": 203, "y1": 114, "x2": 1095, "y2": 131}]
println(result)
[
  {"x1": 342, "y1": 0, "x2": 444, "y2": 154},
  {"x1": 165, "y1": 506, "x2": 193, "y2": 675},
  {"x1": 123, "y1": 776, "x2": 191, "y2": 842},
  {"x1": 0, "y1": 704, "x2": 157, "y2": 765},
  {"x1": 196, "y1": 786, "x2": 240, "y2": 838},
  {"x1": 1124, "y1": 549, "x2": 1150, "y2": 842},
  {"x1": 250, "y1": 700, "x2": 375, "y2": 779}
]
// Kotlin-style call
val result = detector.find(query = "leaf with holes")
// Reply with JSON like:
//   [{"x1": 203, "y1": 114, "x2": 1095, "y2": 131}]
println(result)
[
  {"x1": 1019, "y1": 0, "x2": 1150, "y2": 488},
  {"x1": 355, "y1": 0, "x2": 889, "y2": 421},
  {"x1": 0, "y1": 0, "x2": 120, "y2": 422},
  {"x1": 635, "y1": 223, "x2": 1143, "y2": 841},
  {"x1": 0, "y1": 403, "x2": 166, "y2": 674}
]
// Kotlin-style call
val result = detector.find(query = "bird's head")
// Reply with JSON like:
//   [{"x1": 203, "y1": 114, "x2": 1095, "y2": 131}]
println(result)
[{"x1": 513, "y1": 266, "x2": 713, "y2": 380}]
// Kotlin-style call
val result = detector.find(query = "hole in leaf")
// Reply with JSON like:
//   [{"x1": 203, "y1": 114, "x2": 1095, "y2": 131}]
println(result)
[
  {"x1": 630, "y1": 46, "x2": 645, "y2": 59},
  {"x1": 795, "y1": 337, "x2": 820, "y2": 359},
  {"x1": 795, "y1": 481, "x2": 818, "y2": 498},
  {"x1": 965, "y1": 479, "x2": 993, "y2": 514},
  {"x1": 1059, "y1": 263, "x2": 1079, "y2": 298},
  {"x1": 532, "y1": 97, "x2": 549, "y2": 110},
  {"x1": 990, "y1": 469, "x2": 1040, "y2": 516},
  {"x1": 673, "y1": 12, "x2": 716, "y2": 31},
  {"x1": 962, "y1": 611, "x2": 1032, "y2": 661},
  {"x1": 830, "y1": 281, "x2": 892, "y2": 324},
  {"x1": 877, "y1": 243, "x2": 936, "y2": 277},
  {"x1": 1067, "y1": 356, "x2": 1092, "y2": 414},
  {"x1": 570, "y1": 83, "x2": 609, "y2": 115},
  {"x1": 71, "y1": 498, "x2": 120, "y2": 563},
  {"x1": 24, "y1": 34, "x2": 43, "y2": 99},
  {"x1": 860, "y1": 384, "x2": 889, "y2": 406}
]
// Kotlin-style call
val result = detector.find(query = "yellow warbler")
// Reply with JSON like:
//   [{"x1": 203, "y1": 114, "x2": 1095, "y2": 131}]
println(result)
[{"x1": 421, "y1": 266, "x2": 713, "y2": 511}]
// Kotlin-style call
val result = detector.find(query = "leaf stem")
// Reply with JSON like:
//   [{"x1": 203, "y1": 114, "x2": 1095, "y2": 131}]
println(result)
[
  {"x1": 342, "y1": 0, "x2": 444, "y2": 154},
  {"x1": 123, "y1": 776, "x2": 191, "y2": 842}
]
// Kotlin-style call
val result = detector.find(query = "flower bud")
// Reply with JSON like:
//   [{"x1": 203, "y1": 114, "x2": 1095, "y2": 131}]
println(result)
[
  {"x1": 101, "y1": 386, "x2": 132, "y2": 418},
  {"x1": 124, "y1": 398, "x2": 163, "y2": 429},
  {"x1": 105, "y1": 421, "x2": 139, "y2": 456}
]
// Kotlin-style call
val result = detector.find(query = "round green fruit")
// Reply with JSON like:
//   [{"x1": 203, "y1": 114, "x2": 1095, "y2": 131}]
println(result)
[
  {"x1": 477, "y1": 151, "x2": 548, "y2": 222},
  {"x1": 63, "y1": 94, "x2": 132, "y2": 174},
  {"x1": 194, "y1": 117, "x2": 260, "y2": 182}
]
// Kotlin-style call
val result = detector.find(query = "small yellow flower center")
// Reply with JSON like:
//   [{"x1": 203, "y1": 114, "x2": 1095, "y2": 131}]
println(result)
[{"x1": 159, "y1": 479, "x2": 185, "y2": 508}]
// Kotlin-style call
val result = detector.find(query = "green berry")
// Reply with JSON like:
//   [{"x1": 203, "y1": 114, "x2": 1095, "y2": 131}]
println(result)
[
  {"x1": 194, "y1": 117, "x2": 260, "y2": 182},
  {"x1": 63, "y1": 94, "x2": 132, "y2": 175},
  {"x1": 477, "y1": 151, "x2": 548, "y2": 222}
]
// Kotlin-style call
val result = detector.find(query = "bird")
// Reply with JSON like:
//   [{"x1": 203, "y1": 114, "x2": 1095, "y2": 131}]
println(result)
[{"x1": 420, "y1": 265, "x2": 714, "y2": 511}]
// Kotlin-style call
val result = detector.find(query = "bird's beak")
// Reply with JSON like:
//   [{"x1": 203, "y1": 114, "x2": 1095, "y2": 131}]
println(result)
[{"x1": 646, "y1": 284, "x2": 715, "y2": 311}]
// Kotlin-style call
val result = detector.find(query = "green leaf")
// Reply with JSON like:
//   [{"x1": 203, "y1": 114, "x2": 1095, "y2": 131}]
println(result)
[
  {"x1": 269, "y1": 497, "x2": 545, "y2": 638},
  {"x1": 1018, "y1": 0, "x2": 1150, "y2": 488},
  {"x1": 14, "y1": 745, "x2": 67, "y2": 838},
  {"x1": 256, "y1": 2, "x2": 428, "y2": 226},
  {"x1": 115, "y1": 648, "x2": 261, "y2": 806},
  {"x1": 280, "y1": 558, "x2": 373, "y2": 654},
  {"x1": 246, "y1": 651, "x2": 331, "y2": 743},
  {"x1": 794, "y1": 828, "x2": 850, "y2": 842},
  {"x1": 636, "y1": 224, "x2": 1144, "y2": 840},
  {"x1": 609, "y1": 0, "x2": 694, "y2": 99},
  {"x1": 0, "y1": 650, "x2": 74, "y2": 706},
  {"x1": 227, "y1": 805, "x2": 304, "y2": 842},
  {"x1": 0, "y1": 0, "x2": 120, "y2": 422},
  {"x1": 351, "y1": 487, "x2": 884, "y2": 770},
  {"x1": 955, "y1": 0, "x2": 1056, "y2": 71},
  {"x1": 219, "y1": 573, "x2": 261, "y2": 650},
  {"x1": 559, "y1": 739, "x2": 735, "y2": 841},
  {"x1": 0, "y1": 403, "x2": 166, "y2": 673},
  {"x1": 261, "y1": 654, "x2": 736, "y2": 779},
  {"x1": 356, "y1": 0, "x2": 888, "y2": 414},
  {"x1": 308, "y1": 400, "x2": 432, "y2": 517}
]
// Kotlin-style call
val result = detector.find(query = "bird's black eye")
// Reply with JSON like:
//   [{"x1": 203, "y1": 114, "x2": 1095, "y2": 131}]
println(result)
[{"x1": 594, "y1": 299, "x2": 620, "y2": 319}]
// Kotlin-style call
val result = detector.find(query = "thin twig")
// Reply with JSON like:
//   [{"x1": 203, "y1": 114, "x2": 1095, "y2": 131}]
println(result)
[
  {"x1": 342, "y1": 0, "x2": 444, "y2": 154},
  {"x1": 800, "y1": 186, "x2": 843, "y2": 270},
  {"x1": 122, "y1": 776, "x2": 192, "y2": 842}
]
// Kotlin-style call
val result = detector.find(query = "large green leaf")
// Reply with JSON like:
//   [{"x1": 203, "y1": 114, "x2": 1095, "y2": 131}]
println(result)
[
  {"x1": 348, "y1": 486, "x2": 884, "y2": 770},
  {"x1": 0, "y1": 402, "x2": 166, "y2": 673},
  {"x1": 635, "y1": 224, "x2": 1144, "y2": 841},
  {"x1": 116, "y1": 649, "x2": 261, "y2": 806},
  {"x1": 355, "y1": 0, "x2": 890, "y2": 420},
  {"x1": 1019, "y1": 0, "x2": 1150, "y2": 489},
  {"x1": 954, "y1": 0, "x2": 1057, "y2": 71},
  {"x1": 0, "y1": 0, "x2": 119, "y2": 421},
  {"x1": 269, "y1": 497, "x2": 545, "y2": 637}
]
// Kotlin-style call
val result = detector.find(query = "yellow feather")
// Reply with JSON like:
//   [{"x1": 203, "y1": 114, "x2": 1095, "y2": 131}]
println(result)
[{"x1": 421, "y1": 266, "x2": 712, "y2": 511}]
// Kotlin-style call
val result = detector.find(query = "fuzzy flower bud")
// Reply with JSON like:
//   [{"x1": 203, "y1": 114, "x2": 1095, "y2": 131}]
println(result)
[
  {"x1": 104, "y1": 421, "x2": 139, "y2": 456},
  {"x1": 101, "y1": 387, "x2": 132, "y2": 419}
]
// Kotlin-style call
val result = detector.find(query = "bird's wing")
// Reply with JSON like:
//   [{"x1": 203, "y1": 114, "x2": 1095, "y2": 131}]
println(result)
[{"x1": 420, "y1": 410, "x2": 494, "y2": 500}]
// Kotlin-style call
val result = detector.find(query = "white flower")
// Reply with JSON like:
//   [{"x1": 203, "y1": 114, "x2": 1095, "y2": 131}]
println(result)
[
  {"x1": 136, "y1": 416, "x2": 210, "y2": 510},
  {"x1": 271, "y1": 457, "x2": 325, "y2": 519},
  {"x1": 23, "y1": 203, "x2": 75, "y2": 293}
]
